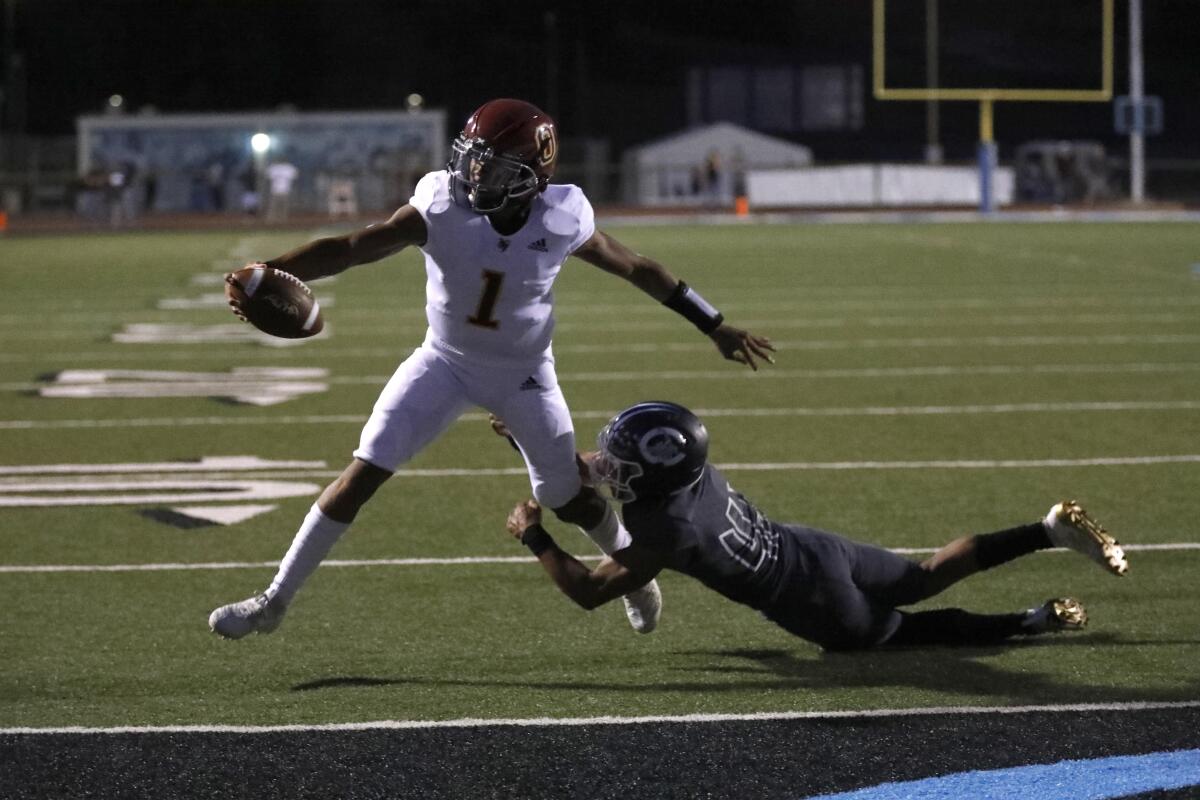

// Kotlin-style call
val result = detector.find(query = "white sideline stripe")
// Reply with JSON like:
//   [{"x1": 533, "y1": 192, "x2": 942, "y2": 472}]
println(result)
[
  {"x1": 555, "y1": 334, "x2": 1200, "y2": 355},
  {"x1": 146, "y1": 453, "x2": 1200, "y2": 480},
  {"x1": 333, "y1": 362, "x2": 1200, "y2": 385},
  {"x1": 0, "y1": 455, "x2": 1197, "y2": 487},
  {"x1": 9, "y1": 362, "x2": 1200, "y2": 393},
  {"x1": 0, "y1": 556, "x2": 577, "y2": 573},
  {"x1": 1, "y1": 543, "x2": 1195, "y2": 574},
  {"x1": 3, "y1": 333, "x2": 1200, "y2": 365},
  {"x1": 2, "y1": 293, "x2": 1197, "y2": 324},
  {"x1": 0, "y1": 457, "x2": 326, "y2": 476},
  {"x1": 557, "y1": 362, "x2": 1200, "y2": 382},
  {"x1": 6, "y1": 700, "x2": 1200, "y2": 735},
  {"x1": 4, "y1": 400, "x2": 1200, "y2": 431},
  {"x1": 694, "y1": 401, "x2": 1200, "y2": 417},
  {"x1": 717, "y1": 454, "x2": 1200, "y2": 471},
  {"x1": 6, "y1": 361, "x2": 1199, "y2": 394}
]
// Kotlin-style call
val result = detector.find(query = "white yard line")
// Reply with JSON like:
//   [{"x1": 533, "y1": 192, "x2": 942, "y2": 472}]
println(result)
[
  {"x1": 2, "y1": 295, "x2": 1197, "y2": 326},
  {"x1": 4, "y1": 311, "x2": 1195, "y2": 336},
  {"x1": 716, "y1": 454, "x2": 1200, "y2": 470},
  {"x1": 0, "y1": 543, "x2": 1195, "y2": 575},
  {"x1": 2, "y1": 333, "x2": 1199, "y2": 364},
  {"x1": 4, "y1": 400, "x2": 1198, "y2": 431},
  {"x1": 554, "y1": 362, "x2": 1200, "y2": 382},
  {"x1": 6, "y1": 360, "x2": 1199, "y2": 392},
  {"x1": 101, "y1": 453, "x2": 1200, "y2": 481},
  {"x1": 6, "y1": 700, "x2": 1200, "y2": 735}
]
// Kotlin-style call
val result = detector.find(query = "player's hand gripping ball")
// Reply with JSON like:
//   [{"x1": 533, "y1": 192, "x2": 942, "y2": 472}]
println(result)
[{"x1": 224, "y1": 264, "x2": 324, "y2": 339}]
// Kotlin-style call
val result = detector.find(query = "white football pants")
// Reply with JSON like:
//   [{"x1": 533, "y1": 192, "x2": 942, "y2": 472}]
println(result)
[{"x1": 353, "y1": 338, "x2": 583, "y2": 509}]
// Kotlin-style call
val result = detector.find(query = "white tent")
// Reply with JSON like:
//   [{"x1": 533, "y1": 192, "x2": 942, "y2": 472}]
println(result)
[{"x1": 621, "y1": 122, "x2": 813, "y2": 206}]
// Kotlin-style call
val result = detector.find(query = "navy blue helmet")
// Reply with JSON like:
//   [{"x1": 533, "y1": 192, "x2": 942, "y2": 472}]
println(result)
[{"x1": 593, "y1": 401, "x2": 709, "y2": 502}]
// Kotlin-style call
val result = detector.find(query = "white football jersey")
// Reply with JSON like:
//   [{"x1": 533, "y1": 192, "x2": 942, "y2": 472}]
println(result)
[{"x1": 407, "y1": 170, "x2": 595, "y2": 366}]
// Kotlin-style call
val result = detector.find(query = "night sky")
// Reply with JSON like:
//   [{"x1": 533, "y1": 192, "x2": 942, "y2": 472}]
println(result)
[{"x1": 3, "y1": 0, "x2": 1198, "y2": 158}]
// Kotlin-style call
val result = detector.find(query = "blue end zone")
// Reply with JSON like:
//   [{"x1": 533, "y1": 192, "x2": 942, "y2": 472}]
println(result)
[{"x1": 809, "y1": 748, "x2": 1200, "y2": 800}]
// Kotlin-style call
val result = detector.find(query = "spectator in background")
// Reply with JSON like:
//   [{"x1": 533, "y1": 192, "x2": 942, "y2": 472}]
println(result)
[
  {"x1": 205, "y1": 160, "x2": 227, "y2": 212},
  {"x1": 76, "y1": 166, "x2": 110, "y2": 222},
  {"x1": 266, "y1": 158, "x2": 299, "y2": 222},
  {"x1": 238, "y1": 165, "x2": 260, "y2": 215},
  {"x1": 106, "y1": 162, "x2": 141, "y2": 228},
  {"x1": 703, "y1": 149, "x2": 723, "y2": 205},
  {"x1": 731, "y1": 147, "x2": 748, "y2": 200},
  {"x1": 143, "y1": 166, "x2": 159, "y2": 213}
]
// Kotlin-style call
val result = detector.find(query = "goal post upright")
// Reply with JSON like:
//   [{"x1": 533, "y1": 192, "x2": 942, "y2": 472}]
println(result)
[{"x1": 872, "y1": 0, "x2": 1114, "y2": 212}]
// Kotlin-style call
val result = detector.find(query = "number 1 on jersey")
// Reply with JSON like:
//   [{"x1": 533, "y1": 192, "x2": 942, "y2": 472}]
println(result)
[{"x1": 468, "y1": 269, "x2": 505, "y2": 329}]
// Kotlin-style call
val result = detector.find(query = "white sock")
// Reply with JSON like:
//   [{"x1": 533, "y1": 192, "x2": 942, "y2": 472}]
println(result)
[
  {"x1": 580, "y1": 502, "x2": 632, "y2": 555},
  {"x1": 267, "y1": 503, "x2": 350, "y2": 605}
]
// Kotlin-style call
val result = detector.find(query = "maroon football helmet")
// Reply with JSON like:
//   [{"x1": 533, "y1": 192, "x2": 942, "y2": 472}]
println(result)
[{"x1": 447, "y1": 98, "x2": 558, "y2": 214}]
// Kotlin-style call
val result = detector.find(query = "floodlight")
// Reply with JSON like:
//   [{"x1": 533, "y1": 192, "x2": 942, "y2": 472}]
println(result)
[{"x1": 251, "y1": 133, "x2": 272, "y2": 154}]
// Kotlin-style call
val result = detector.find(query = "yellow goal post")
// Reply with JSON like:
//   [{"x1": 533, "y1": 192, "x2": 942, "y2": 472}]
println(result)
[{"x1": 872, "y1": 0, "x2": 1114, "y2": 210}]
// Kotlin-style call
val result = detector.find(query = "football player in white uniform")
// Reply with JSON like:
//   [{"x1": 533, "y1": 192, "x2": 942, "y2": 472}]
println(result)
[{"x1": 209, "y1": 98, "x2": 774, "y2": 640}]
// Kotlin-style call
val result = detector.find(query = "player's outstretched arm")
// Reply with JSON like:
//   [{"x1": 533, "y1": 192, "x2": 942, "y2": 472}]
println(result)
[
  {"x1": 572, "y1": 229, "x2": 775, "y2": 370},
  {"x1": 706, "y1": 321, "x2": 776, "y2": 371},
  {"x1": 506, "y1": 500, "x2": 663, "y2": 610},
  {"x1": 258, "y1": 204, "x2": 428, "y2": 283}
]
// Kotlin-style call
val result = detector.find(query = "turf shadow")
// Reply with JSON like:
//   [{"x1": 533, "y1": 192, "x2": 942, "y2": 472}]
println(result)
[{"x1": 678, "y1": 642, "x2": 1200, "y2": 706}]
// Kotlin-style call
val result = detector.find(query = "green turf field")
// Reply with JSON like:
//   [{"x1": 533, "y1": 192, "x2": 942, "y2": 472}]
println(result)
[{"x1": 1, "y1": 221, "x2": 1198, "y2": 728}]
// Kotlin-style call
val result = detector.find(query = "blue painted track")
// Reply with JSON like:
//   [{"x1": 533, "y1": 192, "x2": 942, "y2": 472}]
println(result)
[{"x1": 809, "y1": 749, "x2": 1200, "y2": 800}]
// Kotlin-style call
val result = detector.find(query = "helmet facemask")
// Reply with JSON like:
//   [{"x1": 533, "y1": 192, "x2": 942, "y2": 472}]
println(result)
[
  {"x1": 447, "y1": 136, "x2": 540, "y2": 214},
  {"x1": 589, "y1": 441, "x2": 645, "y2": 503}
]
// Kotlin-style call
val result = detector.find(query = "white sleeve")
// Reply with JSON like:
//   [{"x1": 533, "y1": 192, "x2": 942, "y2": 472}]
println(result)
[
  {"x1": 407, "y1": 171, "x2": 443, "y2": 224},
  {"x1": 568, "y1": 189, "x2": 596, "y2": 253}
]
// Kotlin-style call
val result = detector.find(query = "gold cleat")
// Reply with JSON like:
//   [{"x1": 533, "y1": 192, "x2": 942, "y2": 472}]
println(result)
[
  {"x1": 1044, "y1": 500, "x2": 1128, "y2": 577},
  {"x1": 1024, "y1": 597, "x2": 1088, "y2": 634}
]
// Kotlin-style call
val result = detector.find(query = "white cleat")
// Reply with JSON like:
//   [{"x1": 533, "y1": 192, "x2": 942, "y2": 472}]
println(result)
[
  {"x1": 622, "y1": 579, "x2": 661, "y2": 634},
  {"x1": 208, "y1": 593, "x2": 287, "y2": 640},
  {"x1": 1044, "y1": 500, "x2": 1128, "y2": 576},
  {"x1": 1022, "y1": 597, "x2": 1088, "y2": 634}
]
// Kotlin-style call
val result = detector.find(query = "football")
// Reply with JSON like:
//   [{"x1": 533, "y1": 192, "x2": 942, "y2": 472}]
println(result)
[{"x1": 224, "y1": 264, "x2": 324, "y2": 339}]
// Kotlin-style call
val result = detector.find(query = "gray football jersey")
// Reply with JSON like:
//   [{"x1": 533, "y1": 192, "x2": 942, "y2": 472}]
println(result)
[{"x1": 622, "y1": 465, "x2": 794, "y2": 610}]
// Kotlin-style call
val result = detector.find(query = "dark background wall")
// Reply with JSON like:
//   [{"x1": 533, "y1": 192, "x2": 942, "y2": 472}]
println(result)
[{"x1": 2, "y1": 0, "x2": 1196, "y2": 160}]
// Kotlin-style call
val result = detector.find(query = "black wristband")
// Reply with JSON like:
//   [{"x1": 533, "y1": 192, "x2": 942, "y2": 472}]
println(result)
[
  {"x1": 663, "y1": 280, "x2": 724, "y2": 334},
  {"x1": 520, "y1": 524, "x2": 555, "y2": 556}
]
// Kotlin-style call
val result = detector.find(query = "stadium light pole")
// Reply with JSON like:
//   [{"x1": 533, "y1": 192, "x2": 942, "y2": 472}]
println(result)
[{"x1": 1128, "y1": 0, "x2": 1145, "y2": 204}]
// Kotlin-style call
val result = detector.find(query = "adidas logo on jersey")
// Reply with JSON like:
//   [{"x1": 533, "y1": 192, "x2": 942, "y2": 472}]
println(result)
[
  {"x1": 497, "y1": 238, "x2": 511, "y2": 251},
  {"x1": 519, "y1": 376, "x2": 543, "y2": 391},
  {"x1": 527, "y1": 238, "x2": 549, "y2": 252}
]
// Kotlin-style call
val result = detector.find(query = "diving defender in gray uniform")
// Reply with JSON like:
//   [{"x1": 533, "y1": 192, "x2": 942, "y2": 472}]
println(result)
[{"x1": 504, "y1": 402, "x2": 1128, "y2": 651}]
